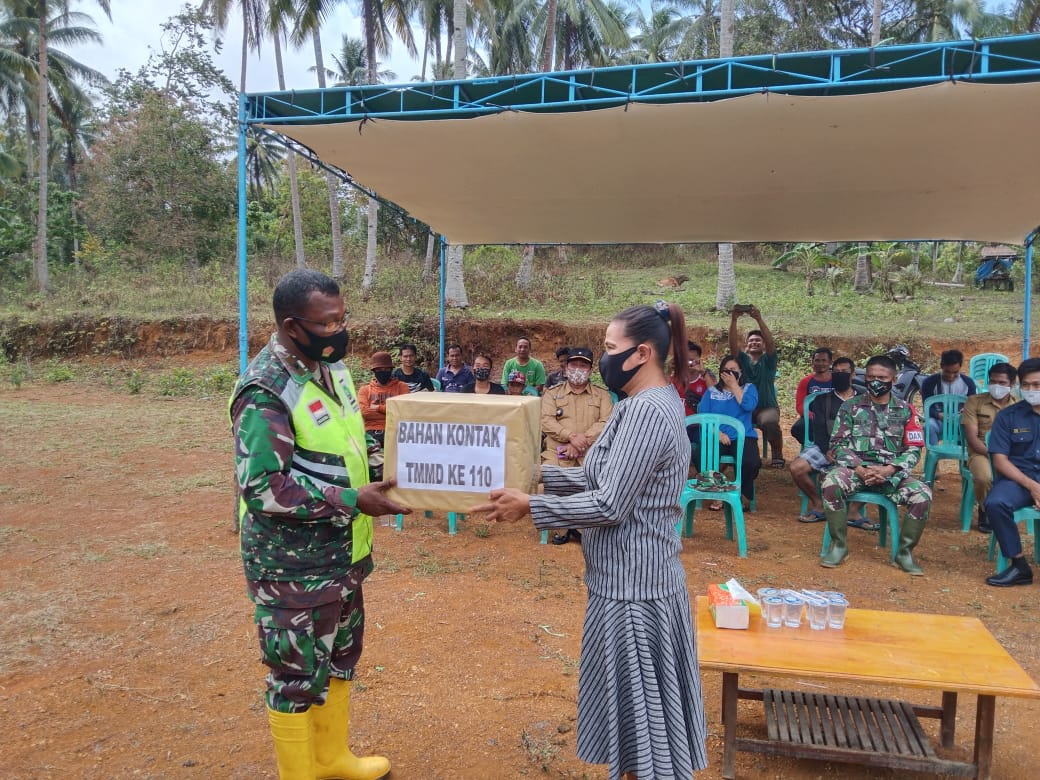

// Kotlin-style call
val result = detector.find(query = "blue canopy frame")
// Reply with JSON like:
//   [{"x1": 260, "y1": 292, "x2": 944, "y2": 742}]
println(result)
[{"x1": 238, "y1": 34, "x2": 1040, "y2": 370}]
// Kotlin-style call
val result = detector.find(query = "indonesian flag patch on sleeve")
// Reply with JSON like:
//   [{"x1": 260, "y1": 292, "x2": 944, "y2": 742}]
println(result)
[
  {"x1": 903, "y1": 410, "x2": 925, "y2": 447},
  {"x1": 307, "y1": 399, "x2": 331, "y2": 426}
]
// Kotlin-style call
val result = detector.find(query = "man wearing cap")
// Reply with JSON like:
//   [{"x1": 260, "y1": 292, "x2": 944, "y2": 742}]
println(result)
[
  {"x1": 358, "y1": 351, "x2": 410, "y2": 451},
  {"x1": 541, "y1": 347, "x2": 615, "y2": 544},
  {"x1": 507, "y1": 370, "x2": 538, "y2": 396}
]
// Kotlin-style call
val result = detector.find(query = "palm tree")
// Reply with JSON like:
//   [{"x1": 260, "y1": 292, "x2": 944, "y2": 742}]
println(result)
[
  {"x1": 1012, "y1": 0, "x2": 1040, "y2": 31},
  {"x1": 20, "y1": 0, "x2": 109, "y2": 293},
  {"x1": 266, "y1": 0, "x2": 305, "y2": 267},
  {"x1": 713, "y1": 0, "x2": 735, "y2": 311},
  {"x1": 325, "y1": 34, "x2": 395, "y2": 85},
  {"x1": 445, "y1": 0, "x2": 469, "y2": 307},
  {"x1": 629, "y1": 2, "x2": 688, "y2": 64},
  {"x1": 245, "y1": 126, "x2": 285, "y2": 198},
  {"x1": 292, "y1": 0, "x2": 414, "y2": 288},
  {"x1": 202, "y1": 0, "x2": 265, "y2": 94},
  {"x1": 535, "y1": 0, "x2": 628, "y2": 72}
]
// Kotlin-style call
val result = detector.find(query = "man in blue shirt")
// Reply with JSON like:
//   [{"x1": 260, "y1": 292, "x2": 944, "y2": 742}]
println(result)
[
  {"x1": 920, "y1": 349, "x2": 977, "y2": 445},
  {"x1": 984, "y1": 357, "x2": 1040, "y2": 587},
  {"x1": 435, "y1": 343, "x2": 474, "y2": 392}
]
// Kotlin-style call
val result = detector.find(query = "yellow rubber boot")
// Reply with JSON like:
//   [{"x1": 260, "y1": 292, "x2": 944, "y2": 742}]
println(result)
[
  {"x1": 267, "y1": 707, "x2": 315, "y2": 780},
  {"x1": 312, "y1": 677, "x2": 390, "y2": 780}
]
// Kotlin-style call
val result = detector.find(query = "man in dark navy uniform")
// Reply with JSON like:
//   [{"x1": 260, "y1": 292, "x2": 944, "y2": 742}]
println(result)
[{"x1": 984, "y1": 356, "x2": 1040, "y2": 587}]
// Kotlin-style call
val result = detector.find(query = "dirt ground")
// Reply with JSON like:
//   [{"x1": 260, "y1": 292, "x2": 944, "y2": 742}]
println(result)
[{"x1": 2, "y1": 376, "x2": 1039, "y2": 780}]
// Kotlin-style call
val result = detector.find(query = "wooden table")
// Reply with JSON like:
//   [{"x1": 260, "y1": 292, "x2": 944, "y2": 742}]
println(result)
[{"x1": 696, "y1": 596, "x2": 1040, "y2": 779}]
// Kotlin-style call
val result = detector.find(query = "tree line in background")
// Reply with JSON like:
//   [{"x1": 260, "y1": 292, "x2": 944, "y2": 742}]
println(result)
[{"x1": 2, "y1": 0, "x2": 1040, "y2": 303}]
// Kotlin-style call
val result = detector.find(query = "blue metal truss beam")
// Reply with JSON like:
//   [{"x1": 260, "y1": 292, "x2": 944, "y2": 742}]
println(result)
[{"x1": 245, "y1": 34, "x2": 1040, "y2": 125}]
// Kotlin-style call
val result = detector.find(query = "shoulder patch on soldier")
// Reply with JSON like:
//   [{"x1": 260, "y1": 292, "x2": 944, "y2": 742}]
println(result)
[{"x1": 308, "y1": 399, "x2": 331, "y2": 426}]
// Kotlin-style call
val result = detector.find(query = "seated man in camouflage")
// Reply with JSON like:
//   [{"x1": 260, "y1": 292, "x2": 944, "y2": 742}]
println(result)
[{"x1": 820, "y1": 354, "x2": 932, "y2": 575}]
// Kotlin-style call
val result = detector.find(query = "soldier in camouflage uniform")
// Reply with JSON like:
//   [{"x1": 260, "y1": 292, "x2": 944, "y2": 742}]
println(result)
[
  {"x1": 231, "y1": 269, "x2": 409, "y2": 780},
  {"x1": 820, "y1": 354, "x2": 931, "y2": 575}
]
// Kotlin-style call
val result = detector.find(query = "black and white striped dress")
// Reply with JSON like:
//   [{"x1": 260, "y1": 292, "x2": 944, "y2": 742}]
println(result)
[{"x1": 529, "y1": 384, "x2": 708, "y2": 779}]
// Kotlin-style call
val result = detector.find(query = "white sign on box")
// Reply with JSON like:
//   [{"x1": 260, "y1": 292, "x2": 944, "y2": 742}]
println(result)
[
  {"x1": 396, "y1": 421, "x2": 506, "y2": 492},
  {"x1": 383, "y1": 393, "x2": 541, "y2": 513}
]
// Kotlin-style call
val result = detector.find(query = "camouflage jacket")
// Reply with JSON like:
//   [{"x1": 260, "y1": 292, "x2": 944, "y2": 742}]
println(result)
[
  {"x1": 829, "y1": 394, "x2": 924, "y2": 485},
  {"x1": 230, "y1": 334, "x2": 373, "y2": 583}
]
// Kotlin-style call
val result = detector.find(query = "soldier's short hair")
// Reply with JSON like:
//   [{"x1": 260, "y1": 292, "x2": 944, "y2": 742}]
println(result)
[
  {"x1": 940, "y1": 349, "x2": 964, "y2": 367},
  {"x1": 865, "y1": 354, "x2": 897, "y2": 374},
  {"x1": 832, "y1": 356, "x2": 855, "y2": 371},
  {"x1": 273, "y1": 269, "x2": 340, "y2": 323}
]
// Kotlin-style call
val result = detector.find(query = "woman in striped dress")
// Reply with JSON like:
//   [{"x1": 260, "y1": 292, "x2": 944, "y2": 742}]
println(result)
[{"x1": 473, "y1": 302, "x2": 708, "y2": 779}]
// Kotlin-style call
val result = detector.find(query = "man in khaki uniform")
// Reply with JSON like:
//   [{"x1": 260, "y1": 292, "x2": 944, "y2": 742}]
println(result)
[
  {"x1": 540, "y1": 347, "x2": 614, "y2": 544},
  {"x1": 963, "y1": 361, "x2": 1018, "y2": 533},
  {"x1": 541, "y1": 347, "x2": 614, "y2": 466}
]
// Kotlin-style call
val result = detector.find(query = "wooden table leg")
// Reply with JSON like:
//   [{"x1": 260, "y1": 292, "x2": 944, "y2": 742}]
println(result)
[
  {"x1": 973, "y1": 694, "x2": 996, "y2": 780},
  {"x1": 722, "y1": 672, "x2": 738, "y2": 780},
  {"x1": 940, "y1": 690, "x2": 957, "y2": 748}
]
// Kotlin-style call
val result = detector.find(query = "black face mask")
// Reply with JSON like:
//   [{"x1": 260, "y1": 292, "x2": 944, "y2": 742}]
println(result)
[
  {"x1": 599, "y1": 345, "x2": 642, "y2": 397},
  {"x1": 831, "y1": 372, "x2": 852, "y2": 392},
  {"x1": 473, "y1": 367, "x2": 492, "y2": 381},
  {"x1": 291, "y1": 322, "x2": 349, "y2": 364},
  {"x1": 867, "y1": 378, "x2": 893, "y2": 398},
  {"x1": 373, "y1": 370, "x2": 393, "y2": 385}
]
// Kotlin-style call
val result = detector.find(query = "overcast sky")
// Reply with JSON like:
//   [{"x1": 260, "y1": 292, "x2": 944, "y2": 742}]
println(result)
[
  {"x1": 70, "y1": 0, "x2": 424, "y2": 94},
  {"x1": 70, "y1": 1, "x2": 1005, "y2": 96}
]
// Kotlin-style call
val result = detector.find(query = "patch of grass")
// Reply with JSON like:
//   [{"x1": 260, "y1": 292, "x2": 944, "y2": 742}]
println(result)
[
  {"x1": 520, "y1": 727, "x2": 560, "y2": 771},
  {"x1": 121, "y1": 541, "x2": 170, "y2": 559},
  {"x1": 408, "y1": 546, "x2": 461, "y2": 577},
  {"x1": 473, "y1": 523, "x2": 491, "y2": 538},
  {"x1": 43, "y1": 359, "x2": 75, "y2": 383},
  {"x1": 169, "y1": 473, "x2": 224, "y2": 492}
]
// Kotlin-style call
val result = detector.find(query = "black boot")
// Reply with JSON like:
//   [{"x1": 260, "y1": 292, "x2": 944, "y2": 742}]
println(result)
[
  {"x1": 985, "y1": 558, "x2": 1033, "y2": 587},
  {"x1": 977, "y1": 507, "x2": 992, "y2": 534},
  {"x1": 551, "y1": 529, "x2": 582, "y2": 545}
]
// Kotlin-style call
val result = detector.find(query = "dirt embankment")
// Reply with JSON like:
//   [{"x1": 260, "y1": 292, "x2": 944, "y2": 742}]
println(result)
[{"x1": 0, "y1": 315, "x2": 1023, "y2": 368}]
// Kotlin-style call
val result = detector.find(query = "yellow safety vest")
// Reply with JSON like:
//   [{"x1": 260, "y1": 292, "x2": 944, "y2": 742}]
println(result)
[{"x1": 235, "y1": 360, "x2": 373, "y2": 566}]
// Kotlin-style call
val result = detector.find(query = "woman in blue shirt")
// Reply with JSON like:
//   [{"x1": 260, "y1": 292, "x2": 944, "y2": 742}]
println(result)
[{"x1": 697, "y1": 354, "x2": 761, "y2": 507}]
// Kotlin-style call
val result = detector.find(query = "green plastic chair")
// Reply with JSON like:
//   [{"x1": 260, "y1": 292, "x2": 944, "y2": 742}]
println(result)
[
  {"x1": 958, "y1": 438, "x2": 978, "y2": 533},
  {"x1": 923, "y1": 393, "x2": 967, "y2": 486},
  {"x1": 430, "y1": 377, "x2": 442, "y2": 391},
  {"x1": 983, "y1": 442, "x2": 1040, "y2": 570},
  {"x1": 987, "y1": 507, "x2": 1040, "y2": 572},
  {"x1": 680, "y1": 413, "x2": 748, "y2": 557},
  {"x1": 395, "y1": 510, "x2": 464, "y2": 535},
  {"x1": 968, "y1": 353, "x2": 1009, "y2": 391},
  {"x1": 820, "y1": 491, "x2": 900, "y2": 563},
  {"x1": 796, "y1": 391, "x2": 833, "y2": 517}
]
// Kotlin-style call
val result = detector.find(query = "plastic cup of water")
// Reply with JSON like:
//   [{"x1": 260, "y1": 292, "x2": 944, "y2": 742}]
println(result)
[
  {"x1": 764, "y1": 596, "x2": 785, "y2": 628},
  {"x1": 827, "y1": 596, "x2": 849, "y2": 629},
  {"x1": 807, "y1": 596, "x2": 829, "y2": 630},
  {"x1": 757, "y1": 588, "x2": 780, "y2": 621},
  {"x1": 783, "y1": 595, "x2": 803, "y2": 628}
]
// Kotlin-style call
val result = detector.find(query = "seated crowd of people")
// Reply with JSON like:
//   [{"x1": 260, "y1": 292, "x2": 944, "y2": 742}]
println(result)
[{"x1": 361, "y1": 328, "x2": 1040, "y2": 588}]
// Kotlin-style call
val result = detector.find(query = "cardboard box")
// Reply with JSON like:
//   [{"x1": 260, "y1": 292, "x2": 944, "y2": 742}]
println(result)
[
  {"x1": 383, "y1": 393, "x2": 541, "y2": 512},
  {"x1": 708, "y1": 583, "x2": 751, "y2": 630}
]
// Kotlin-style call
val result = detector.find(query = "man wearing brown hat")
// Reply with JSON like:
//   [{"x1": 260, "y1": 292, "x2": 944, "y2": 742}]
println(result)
[{"x1": 358, "y1": 351, "x2": 410, "y2": 449}]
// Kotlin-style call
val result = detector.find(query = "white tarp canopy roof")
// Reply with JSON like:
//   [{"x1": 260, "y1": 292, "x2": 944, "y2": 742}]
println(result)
[{"x1": 264, "y1": 79, "x2": 1040, "y2": 246}]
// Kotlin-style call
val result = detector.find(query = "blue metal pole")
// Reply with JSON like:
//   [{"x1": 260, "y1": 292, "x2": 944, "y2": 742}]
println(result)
[
  {"x1": 1025, "y1": 231, "x2": 1036, "y2": 360},
  {"x1": 439, "y1": 237, "x2": 447, "y2": 372},
  {"x1": 237, "y1": 94, "x2": 249, "y2": 374}
]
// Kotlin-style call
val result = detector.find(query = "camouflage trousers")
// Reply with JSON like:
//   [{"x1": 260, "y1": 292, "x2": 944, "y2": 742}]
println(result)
[
  {"x1": 249, "y1": 579, "x2": 366, "y2": 713},
  {"x1": 820, "y1": 466, "x2": 932, "y2": 521}
]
